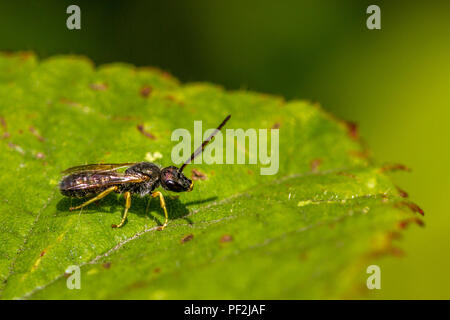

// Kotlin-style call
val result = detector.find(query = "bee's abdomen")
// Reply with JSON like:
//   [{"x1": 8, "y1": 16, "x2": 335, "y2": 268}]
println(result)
[{"x1": 59, "y1": 173, "x2": 119, "y2": 198}]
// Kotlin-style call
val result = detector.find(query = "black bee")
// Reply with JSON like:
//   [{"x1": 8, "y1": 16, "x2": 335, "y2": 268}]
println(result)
[{"x1": 59, "y1": 115, "x2": 231, "y2": 230}]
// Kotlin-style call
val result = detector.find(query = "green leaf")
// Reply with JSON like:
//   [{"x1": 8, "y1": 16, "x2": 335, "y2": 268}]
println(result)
[{"x1": 0, "y1": 52, "x2": 422, "y2": 299}]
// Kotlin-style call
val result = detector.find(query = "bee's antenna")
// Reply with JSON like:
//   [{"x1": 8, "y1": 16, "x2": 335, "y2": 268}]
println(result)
[{"x1": 179, "y1": 115, "x2": 231, "y2": 172}]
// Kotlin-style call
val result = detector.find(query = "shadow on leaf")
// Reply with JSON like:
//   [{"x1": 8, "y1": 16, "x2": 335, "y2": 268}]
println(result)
[{"x1": 55, "y1": 193, "x2": 217, "y2": 226}]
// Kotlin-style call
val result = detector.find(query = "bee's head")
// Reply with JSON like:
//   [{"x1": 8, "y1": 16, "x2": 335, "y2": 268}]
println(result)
[
  {"x1": 160, "y1": 166, "x2": 193, "y2": 193},
  {"x1": 159, "y1": 115, "x2": 230, "y2": 193}
]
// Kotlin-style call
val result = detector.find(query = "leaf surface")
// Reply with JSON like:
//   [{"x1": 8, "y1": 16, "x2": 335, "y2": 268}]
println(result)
[{"x1": 0, "y1": 53, "x2": 421, "y2": 299}]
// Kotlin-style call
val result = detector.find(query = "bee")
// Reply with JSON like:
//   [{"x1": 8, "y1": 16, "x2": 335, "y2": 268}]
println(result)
[{"x1": 59, "y1": 115, "x2": 231, "y2": 230}]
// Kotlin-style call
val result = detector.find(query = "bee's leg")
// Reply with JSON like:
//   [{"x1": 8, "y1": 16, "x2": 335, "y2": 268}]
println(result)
[
  {"x1": 151, "y1": 191, "x2": 168, "y2": 230},
  {"x1": 69, "y1": 186, "x2": 118, "y2": 211},
  {"x1": 112, "y1": 191, "x2": 131, "y2": 228}
]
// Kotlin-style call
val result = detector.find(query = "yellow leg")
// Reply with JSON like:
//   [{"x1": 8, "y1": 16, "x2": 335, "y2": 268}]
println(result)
[
  {"x1": 112, "y1": 191, "x2": 131, "y2": 228},
  {"x1": 69, "y1": 186, "x2": 118, "y2": 211},
  {"x1": 151, "y1": 191, "x2": 168, "y2": 230}
]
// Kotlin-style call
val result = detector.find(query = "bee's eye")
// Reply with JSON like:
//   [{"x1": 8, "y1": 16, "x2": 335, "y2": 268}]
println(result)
[
  {"x1": 166, "y1": 180, "x2": 175, "y2": 187},
  {"x1": 164, "y1": 179, "x2": 185, "y2": 192}
]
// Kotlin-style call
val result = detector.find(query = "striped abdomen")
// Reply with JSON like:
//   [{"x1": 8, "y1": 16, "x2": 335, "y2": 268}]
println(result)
[{"x1": 60, "y1": 172, "x2": 131, "y2": 198}]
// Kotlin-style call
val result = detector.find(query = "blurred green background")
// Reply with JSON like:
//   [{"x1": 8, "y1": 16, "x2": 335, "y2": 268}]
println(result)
[{"x1": 0, "y1": 0, "x2": 448, "y2": 299}]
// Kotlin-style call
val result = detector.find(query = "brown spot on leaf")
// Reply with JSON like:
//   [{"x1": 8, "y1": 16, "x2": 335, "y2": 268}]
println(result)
[
  {"x1": 310, "y1": 158, "x2": 322, "y2": 173},
  {"x1": 380, "y1": 163, "x2": 411, "y2": 173},
  {"x1": 386, "y1": 231, "x2": 403, "y2": 240},
  {"x1": 398, "y1": 217, "x2": 425, "y2": 229},
  {"x1": 128, "y1": 281, "x2": 147, "y2": 290},
  {"x1": 370, "y1": 246, "x2": 405, "y2": 258},
  {"x1": 164, "y1": 94, "x2": 184, "y2": 106},
  {"x1": 161, "y1": 71, "x2": 173, "y2": 79},
  {"x1": 396, "y1": 201, "x2": 424, "y2": 216},
  {"x1": 40, "y1": 250, "x2": 46, "y2": 257},
  {"x1": 299, "y1": 252, "x2": 308, "y2": 261},
  {"x1": 337, "y1": 171, "x2": 356, "y2": 179},
  {"x1": 0, "y1": 116, "x2": 6, "y2": 130},
  {"x1": 387, "y1": 246, "x2": 405, "y2": 257},
  {"x1": 153, "y1": 267, "x2": 161, "y2": 273},
  {"x1": 344, "y1": 121, "x2": 359, "y2": 140},
  {"x1": 247, "y1": 169, "x2": 254, "y2": 175},
  {"x1": 272, "y1": 122, "x2": 281, "y2": 129},
  {"x1": 191, "y1": 168, "x2": 207, "y2": 180},
  {"x1": 381, "y1": 194, "x2": 389, "y2": 203},
  {"x1": 102, "y1": 262, "x2": 111, "y2": 269},
  {"x1": 137, "y1": 124, "x2": 156, "y2": 140},
  {"x1": 60, "y1": 98, "x2": 80, "y2": 107},
  {"x1": 140, "y1": 85, "x2": 152, "y2": 97},
  {"x1": 1, "y1": 117, "x2": 10, "y2": 139},
  {"x1": 220, "y1": 234, "x2": 233, "y2": 243},
  {"x1": 395, "y1": 186, "x2": 409, "y2": 198},
  {"x1": 90, "y1": 82, "x2": 108, "y2": 91},
  {"x1": 18, "y1": 52, "x2": 34, "y2": 60},
  {"x1": 181, "y1": 234, "x2": 194, "y2": 243},
  {"x1": 29, "y1": 126, "x2": 45, "y2": 142}
]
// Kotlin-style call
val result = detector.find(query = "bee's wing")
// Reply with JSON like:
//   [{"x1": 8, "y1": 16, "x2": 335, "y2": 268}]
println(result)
[
  {"x1": 62, "y1": 173, "x2": 146, "y2": 191},
  {"x1": 62, "y1": 163, "x2": 138, "y2": 175}
]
